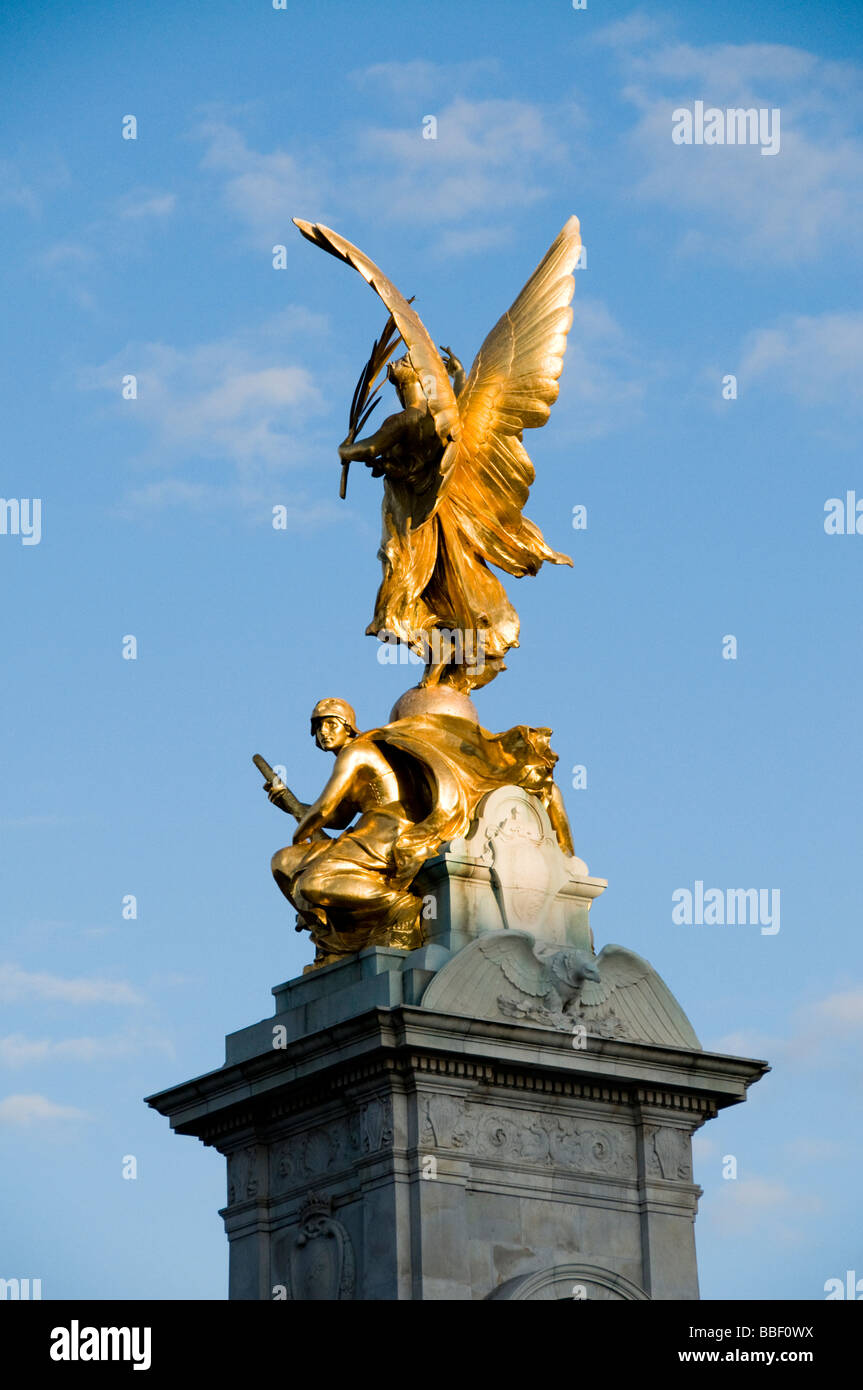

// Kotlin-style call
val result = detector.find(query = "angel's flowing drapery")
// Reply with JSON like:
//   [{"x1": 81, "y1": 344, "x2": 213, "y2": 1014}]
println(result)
[{"x1": 294, "y1": 217, "x2": 581, "y2": 690}]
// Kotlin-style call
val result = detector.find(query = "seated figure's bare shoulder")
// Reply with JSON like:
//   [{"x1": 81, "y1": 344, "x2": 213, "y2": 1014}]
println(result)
[{"x1": 333, "y1": 737, "x2": 378, "y2": 778}]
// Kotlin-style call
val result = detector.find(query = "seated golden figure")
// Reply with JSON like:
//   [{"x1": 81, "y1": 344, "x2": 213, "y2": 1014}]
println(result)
[{"x1": 265, "y1": 697, "x2": 575, "y2": 971}]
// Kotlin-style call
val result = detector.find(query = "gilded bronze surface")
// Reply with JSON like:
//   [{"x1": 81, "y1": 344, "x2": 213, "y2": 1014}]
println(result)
[
  {"x1": 294, "y1": 216, "x2": 581, "y2": 691},
  {"x1": 257, "y1": 220, "x2": 582, "y2": 968},
  {"x1": 260, "y1": 702, "x2": 576, "y2": 971}
]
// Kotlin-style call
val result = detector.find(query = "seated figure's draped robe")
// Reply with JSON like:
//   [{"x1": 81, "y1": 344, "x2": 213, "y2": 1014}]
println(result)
[{"x1": 275, "y1": 714, "x2": 561, "y2": 968}]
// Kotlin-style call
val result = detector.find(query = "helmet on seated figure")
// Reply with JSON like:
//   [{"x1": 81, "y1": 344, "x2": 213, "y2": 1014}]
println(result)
[{"x1": 309, "y1": 698, "x2": 358, "y2": 738}]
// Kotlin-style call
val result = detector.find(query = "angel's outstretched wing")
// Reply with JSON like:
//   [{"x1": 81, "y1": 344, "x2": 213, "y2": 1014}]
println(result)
[
  {"x1": 434, "y1": 216, "x2": 582, "y2": 576},
  {"x1": 292, "y1": 218, "x2": 459, "y2": 445}
]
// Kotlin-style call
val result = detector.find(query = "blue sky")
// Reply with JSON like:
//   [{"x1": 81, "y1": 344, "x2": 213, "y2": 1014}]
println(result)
[{"x1": 1, "y1": 0, "x2": 861, "y2": 1300}]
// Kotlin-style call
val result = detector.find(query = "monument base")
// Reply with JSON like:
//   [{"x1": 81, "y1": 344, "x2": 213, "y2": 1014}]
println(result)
[
  {"x1": 147, "y1": 788, "x2": 767, "y2": 1300},
  {"x1": 147, "y1": 945, "x2": 765, "y2": 1301}
]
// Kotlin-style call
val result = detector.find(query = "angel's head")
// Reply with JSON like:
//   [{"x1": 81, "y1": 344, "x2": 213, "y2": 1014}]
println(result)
[{"x1": 387, "y1": 354, "x2": 422, "y2": 408}]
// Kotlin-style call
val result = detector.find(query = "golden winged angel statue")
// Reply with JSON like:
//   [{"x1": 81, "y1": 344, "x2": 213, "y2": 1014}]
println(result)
[{"x1": 293, "y1": 216, "x2": 581, "y2": 692}]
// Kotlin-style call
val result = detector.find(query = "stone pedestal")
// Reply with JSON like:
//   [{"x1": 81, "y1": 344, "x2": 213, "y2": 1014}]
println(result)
[
  {"x1": 415, "y1": 785, "x2": 607, "y2": 956},
  {"x1": 146, "y1": 788, "x2": 767, "y2": 1301}
]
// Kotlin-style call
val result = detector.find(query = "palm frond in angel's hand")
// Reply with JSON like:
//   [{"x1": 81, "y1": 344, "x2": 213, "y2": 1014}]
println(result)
[{"x1": 339, "y1": 304, "x2": 411, "y2": 499}]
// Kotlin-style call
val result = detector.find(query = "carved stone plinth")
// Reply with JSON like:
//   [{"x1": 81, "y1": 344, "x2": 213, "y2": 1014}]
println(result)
[
  {"x1": 147, "y1": 962, "x2": 765, "y2": 1300},
  {"x1": 146, "y1": 787, "x2": 767, "y2": 1300},
  {"x1": 415, "y1": 786, "x2": 607, "y2": 956}
]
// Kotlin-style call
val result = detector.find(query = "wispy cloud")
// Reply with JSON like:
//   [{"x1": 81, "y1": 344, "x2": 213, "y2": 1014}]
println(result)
[
  {"x1": 196, "y1": 119, "x2": 324, "y2": 244},
  {"x1": 593, "y1": 12, "x2": 663, "y2": 50},
  {"x1": 0, "y1": 1031, "x2": 173, "y2": 1066},
  {"x1": 350, "y1": 58, "x2": 501, "y2": 101},
  {"x1": 38, "y1": 241, "x2": 95, "y2": 270},
  {"x1": 436, "y1": 225, "x2": 514, "y2": 258},
  {"x1": 738, "y1": 311, "x2": 863, "y2": 407},
  {"x1": 0, "y1": 965, "x2": 145, "y2": 1007},
  {"x1": 554, "y1": 296, "x2": 649, "y2": 440},
  {"x1": 809, "y1": 987, "x2": 863, "y2": 1029},
  {"x1": 34, "y1": 181, "x2": 176, "y2": 308},
  {"x1": 115, "y1": 190, "x2": 177, "y2": 220},
  {"x1": 0, "y1": 1093, "x2": 88, "y2": 1126},
  {"x1": 0, "y1": 154, "x2": 70, "y2": 217},
  {"x1": 194, "y1": 88, "x2": 581, "y2": 253},
  {"x1": 711, "y1": 983, "x2": 863, "y2": 1068},
  {"x1": 711, "y1": 1027, "x2": 782, "y2": 1058},
  {"x1": 599, "y1": 23, "x2": 863, "y2": 264},
  {"x1": 703, "y1": 1175, "x2": 822, "y2": 1245},
  {"x1": 79, "y1": 308, "x2": 341, "y2": 514},
  {"x1": 354, "y1": 97, "x2": 569, "y2": 225},
  {"x1": 121, "y1": 477, "x2": 344, "y2": 525},
  {"x1": 784, "y1": 1136, "x2": 847, "y2": 1163},
  {"x1": 692, "y1": 1134, "x2": 719, "y2": 1161}
]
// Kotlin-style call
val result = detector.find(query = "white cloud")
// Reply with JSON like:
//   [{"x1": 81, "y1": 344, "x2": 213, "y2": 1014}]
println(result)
[
  {"x1": 710, "y1": 1028, "x2": 782, "y2": 1057},
  {"x1": 723, "y1": 1176, "x2": 793, "y2": 1208},
  {"x1": 116, "y1": 190, "x2": 177, "y2": 220},
  {"x1": 195, "y1": 94, "x2": 580, "y2": 252},
  {"x1": 0, "y1": 965, "x2": 144, "y2": 1007},
  {"x1": 593, "y1": 12, "x2": 663, "y2": 50},
  {"x1": 738, "y1": 311, "x2": 863, "y2": 406},
  {"x1": 0, "y1": 1093, "x2": 88, "y2": 1126},
  {"x1": 121, "y1": 479, "x2": 234, "y2": 512},
  {"x1": 196, "y1": 119, "x2": 325, "y2": 243},
  {"x1": 629, "y1": 39, "x2": 822, "y2": 91},
  {"x1": 121, "y1": 478, "x2": 344, "y2": 525},
  {"x1": 0, "y1": 1031, "x2": 173, "y2": 1066},
  {"x1": 712, "y1": 983, "x2": 863, "y2": 1070},
  {"x1": 78, "y1": 264, "x2": 642, "y2": 510},
  {"x1": 704, "y1": 1175, "x2": 822, "y2": 1241},
  {"x1": 39, "y1": 242, "x2": 94, "y2": 269},
  {"x1": 351, "y1": 59, "x2": 500, "y2": 101},
  {"x1": 603, "y1": 30, "x2": 863, "y2": 263},
  {"x1": 784, "y1": 1136, "x2": 846, "y2": 1163},
  {"x1": 355, "y1": 97, "x2": 568, "y2": 224},
  {"x1": 554, "y1": 296, "x2": 649, "y2": 440},
  {"x1": 809, "y1": 987, "x2": 863, "y2": 1029},
  {"x1": 436, "y1": 225, "x2": 513, "y2": 258},
  {"x1": 80, "y1": 309, "x2": 333, "y2": 492},
  {"x1": 692, "y1": 1134, "x2": 718, "y2": 1161},
  {"x1": 0, "y1": 155, "x2": 69, "y2": 217}
]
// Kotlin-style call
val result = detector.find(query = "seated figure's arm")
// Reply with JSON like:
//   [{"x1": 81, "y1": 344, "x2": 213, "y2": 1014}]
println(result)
[{"x1": 293, "y1": 747, "x2": 360, "y2": 844}]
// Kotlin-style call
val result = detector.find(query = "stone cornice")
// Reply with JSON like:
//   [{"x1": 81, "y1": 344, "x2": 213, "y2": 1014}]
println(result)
[{"x1": 146, "y1": 1003, "x2": 767, "y2": 1145}]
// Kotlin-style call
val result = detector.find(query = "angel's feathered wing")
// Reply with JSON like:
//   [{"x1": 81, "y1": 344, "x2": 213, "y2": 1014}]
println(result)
[
  {"x1": 435, "y1": 216, "x2": 581, "y2": 578},
  {"x1": 292, "y1": 218, "x2": 459, "y2": 445},
  {"x1": 294, "y1": 217, "x2": 580, "y2": 689},
  {"x1": 293, "y1": 216, "x2": 580, "y2": 575}
]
